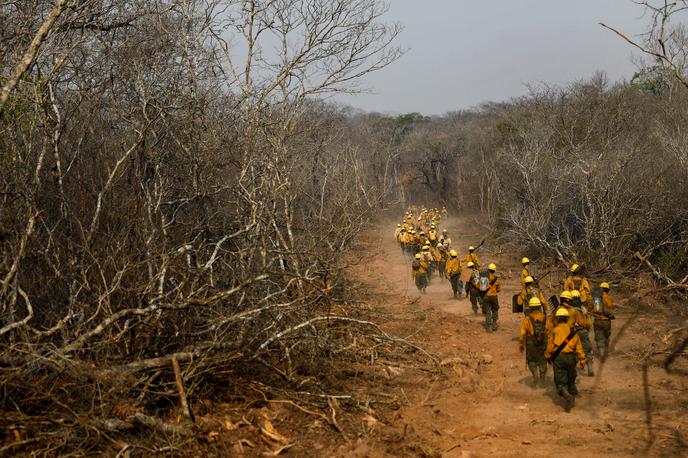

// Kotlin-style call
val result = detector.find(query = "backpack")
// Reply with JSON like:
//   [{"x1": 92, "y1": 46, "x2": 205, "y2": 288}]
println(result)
[
  {"x1": 479, "y1": 270, "x2": 490, "y2": 292},
  {"x1": 412, "y1": 260, "x2": 421, "y2": 270},
  {"x1": 471, "y1": 271, "x2": 481, "y2": 288},
  {"x1": 530, "y1": 318, "x2": 546, "y2": 346},
  {"x1": 592, "y1": 286, "x2": 604, "y2": 314}
]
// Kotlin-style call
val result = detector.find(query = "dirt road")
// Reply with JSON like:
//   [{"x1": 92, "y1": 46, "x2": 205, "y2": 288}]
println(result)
[{"x1": 341, "y1": 216, "x2": 687, "y2": 457}]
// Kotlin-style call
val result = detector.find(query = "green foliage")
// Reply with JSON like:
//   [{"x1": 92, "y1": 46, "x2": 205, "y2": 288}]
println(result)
[
  {"x1": 656, "y1": 247, "x2": 688, "y2": 282},
  {"x1": 631, "y1": 65, "x2": 672, "y2": 95},
  {"x1": 395, "y1": 112, "x2": 430, "y2": 125}
]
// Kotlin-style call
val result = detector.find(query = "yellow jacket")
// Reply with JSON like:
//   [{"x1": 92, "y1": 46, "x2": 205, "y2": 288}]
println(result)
[
  {"x1": 517, "y1": 285, "x2": 546, "y2": 307},
  {"x1": 545, "y1": 323, "x2": 586, "y2": 363},
  {"x1": 461, "y1": 252, "x2": 480, "y2": 267},
  {"x1": 519, "y1": 310, "x2": 547, "y2": 346},
  {"x1": 445, "y1": 258, "x2": 462, "y2": 278},
  {"x1": 564, "y1": 275, "x2": 591, "y2": 303},
  {"x1": 520, "y1": 268, "x2": 530, "y2": 285},
  {"x1": 486, "y1": 273, "x2": 500, "y2": 297},
  {"x1": 564, "y1": 305, "x2": 590, "y2": 329},
  {"x1": 412, "y1": 260, "x2": 428, "y2": 277}
]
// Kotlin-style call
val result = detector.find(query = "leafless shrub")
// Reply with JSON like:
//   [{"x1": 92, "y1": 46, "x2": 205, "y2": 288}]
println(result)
[{"x1": 0, "y1": 0, "x2": 410, "y2": 453}]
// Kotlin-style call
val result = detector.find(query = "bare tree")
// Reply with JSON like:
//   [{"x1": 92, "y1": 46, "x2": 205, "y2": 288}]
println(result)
[{"x1": 601, "y1": 0, "x2": 688, "y2": 89}]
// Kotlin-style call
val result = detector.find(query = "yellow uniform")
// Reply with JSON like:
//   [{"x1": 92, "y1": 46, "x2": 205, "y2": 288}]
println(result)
[
  {"x1": 461, "y1": 252, "x2": 480, "y2": 267},
  {"x1": 520, "y1": 267, "x2": 530, "y2": 285},
  {"x1": 486, "y1": 273, "x2": 500, "y2": 297},
  {"x1": 545, "y1": 323, "x2": 586, "y2": 362},
  {"x1": 445, "y1": 258, "x2": 461, "y2": 278},
  {"x1": 564, "y1": 275, "x2": 591, "y2": 304},
  {"x1": 483, "y1": 272, "x2": 500, "y2": 331},
  {"x1": 413, "y1": 261, "x2": 428, "y2": 277}
]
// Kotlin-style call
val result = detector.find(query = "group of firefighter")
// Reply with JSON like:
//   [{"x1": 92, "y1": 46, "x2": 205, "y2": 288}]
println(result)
[{"x1": 395, "y1": 207, "x2": 617, "y2": 412}]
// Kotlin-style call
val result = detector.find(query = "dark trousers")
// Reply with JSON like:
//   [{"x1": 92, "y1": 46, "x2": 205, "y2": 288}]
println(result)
[
  {"x1": 449, "y1": 273, "x2": 463, "y2": 295},
  {"x1": 483, "y1": 295, "x2": 499, "y2": 329},
  {"x1": 553, "y1": 352, "x2": 578, "y2": 395},
  {"x1": 594, "y1": 320, "x2": 612, "y2": 360}
]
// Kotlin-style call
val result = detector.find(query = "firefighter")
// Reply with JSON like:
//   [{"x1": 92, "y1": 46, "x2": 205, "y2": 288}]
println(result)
[
  {"x1": 461, "y1": 246, "x2": 480, "y2": 269},
  {"x1": 418, "y1": 231, "x2": 428, "y2": 247},
  {"x1": 441, "y1": 229, "x2": 452, "y2": 248},
  {"x1": 445, "y1": 249, "x2": 462, "y2": 299},
  {"x1": 412, "y1": 253, "x2": 428, "y2": 293},
  {"x1": 517, "y1": 276, "x2": 547, "y2": 316},
  {"x1": 428, "y1": 224, "x2": 439, "y2": 247},
  {"x1": 436, "y1": 243, "x2": 447, "y2": 281},
  {"x1": 545, "y1": 307, "x2": 587, "y2": 412},
  {"x1": 592, "y1": 282, "x2": 615, "y2": 361},
  {"x1": 397, "y1": 227, "x2": 406, "y2": 254},
  {"x1": 564, "y1": 264, "x2": 592, "y2": 306},
  {"x1": 466, "y1": 261, "x2": 482, "y2": 314},
  {"x1": 483, "y1": 263, "x2": 501, "y2": 332},
  {"x1": 519, "y1": 297, "x2": 548, "y2": 387},
  {"x1": 421, "y1": 244, "x2": 435, "y2": 281}
]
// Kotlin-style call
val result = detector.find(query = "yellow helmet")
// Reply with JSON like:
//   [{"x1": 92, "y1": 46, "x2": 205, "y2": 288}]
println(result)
[
  {"x1": 397, "y1": 224, "x2": 401, "y2": 227},
  {"x1": 560, "y1": 291, "x2": 572, "y2": 300},
  {"x1": 521, "y1": 257, "x2": 530, "y2": 264},
  {"x1": 525, "y1": 276, "x2": 534, "y2": 284},
  {"x1": 571, "y1": 290, "x2": 581, "y2": 298},
  {"x1": 415, "y1": 253, "x2": 422, "y2": 259},
  {"x1": 555, "y1": 307, "x2": 570, "y2": 317},
  {"x1": 467, "y1": 261, "x2": 475, "y2": 267},
  {"x1": 430, "y1": 224, "x2": 436, "y2": 229},
  {"x1": 488, "y1": 263, "x2": 497, "y2": 271},
  {"x1": 528, "y1": 297, "x2": 542, "y2": 308},
  {"x1": 570, "y1": 263, "x2": 579, "y2": 273},
  {"x1": 422, "y1": 245, "x2": 430, "y2": 251},
  {"x1": 600, "y1": 282, "x2": 610, "y2": 289},
  {"x1": 468, "y1": 245, "x2": 475, "y2": 251},
  {"x1": 449, "y1": 249, "x2": 458, "y2": 257}
]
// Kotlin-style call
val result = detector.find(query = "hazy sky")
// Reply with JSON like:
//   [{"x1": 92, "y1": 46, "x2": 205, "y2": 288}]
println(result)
[{"x1": 337, "y1": 0, "x2": 649, "y2": 115}]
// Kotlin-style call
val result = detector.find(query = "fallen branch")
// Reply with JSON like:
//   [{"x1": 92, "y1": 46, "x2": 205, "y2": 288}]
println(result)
[{"x1": 172, "y1": 355, "x2": 195, "y2": 424}]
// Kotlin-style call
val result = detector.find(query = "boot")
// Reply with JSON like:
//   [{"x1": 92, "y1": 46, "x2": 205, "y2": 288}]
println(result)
[
  {"x1": 558, "y1": 387, "x2": 574, "y2": 412},
  {"x1": 531, "y1": 372, "x2": 539, "y2": 387},
  {"x1": 587, "y1": 364, "x2": 594, "y2": 377}
]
